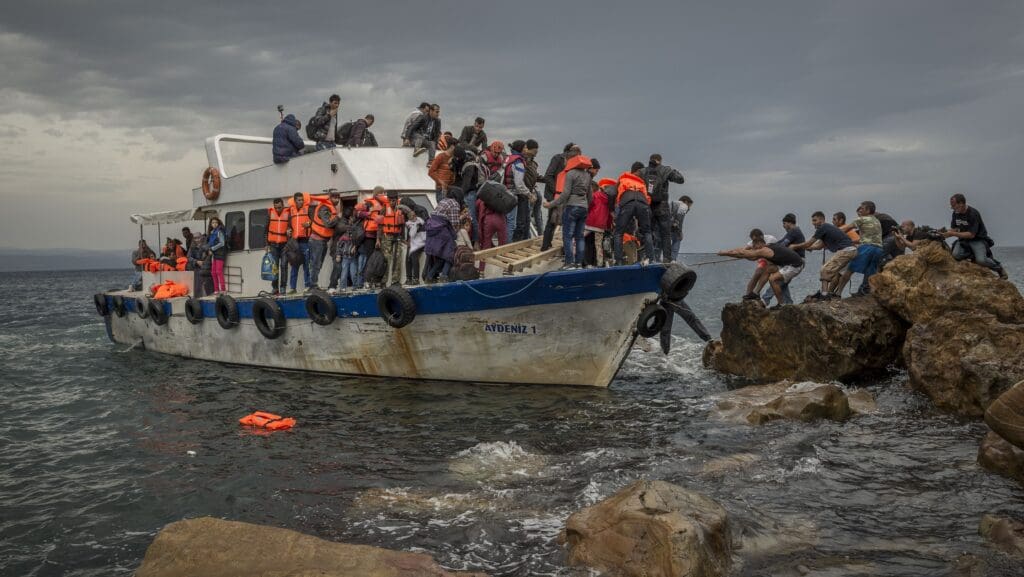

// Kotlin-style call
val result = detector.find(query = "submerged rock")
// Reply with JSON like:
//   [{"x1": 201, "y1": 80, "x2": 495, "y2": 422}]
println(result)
[
  {"x1": 561, "y1": 479, "x2": 731, "y2": 577},
  {"x1": 979, "y1": 514, "x2": 1024, "y2": 558},
  {"x1": 703, "y1": 298, "x2": 905, "y2": 382},
  {"x1": 977, "y1": 431, "x2": 1024, "y2": 486},
  {"x1": 985, "y1": 380, "x2": 1024, "y2": 450},
  {"x1": 871, "y1": 241, "x2": 1024, "y2": 325},
  {"x1": 700, "y1": 453, "x2": 761, "y2": 476},
  {"x1": 712, "y1": 381, "x2": 870, "y2": 426},
  {"x1": 135, "y1": 517, "x2": 488, "y2": 577},
  {"x1": 904, "y1": 313, "x2": 1024, "y2": 417}
]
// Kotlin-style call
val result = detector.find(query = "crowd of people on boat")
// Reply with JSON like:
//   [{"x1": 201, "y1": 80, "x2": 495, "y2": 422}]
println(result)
[
  {"x1": 252, "y1": 95, "x2": 698, "y2": 293},
  {"x1": 715, "y1": 193, "x2": 1008, "y2": 308}
]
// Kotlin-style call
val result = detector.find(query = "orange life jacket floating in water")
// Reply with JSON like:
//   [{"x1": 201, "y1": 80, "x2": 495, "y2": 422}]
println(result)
[{"x1": 239, "y1": 411, "x2": 296, "y2": 431}]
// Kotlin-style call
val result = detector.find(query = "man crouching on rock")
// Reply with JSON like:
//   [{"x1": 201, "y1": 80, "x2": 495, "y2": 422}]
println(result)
[{"x1": 719, "y1": 230, "x2": 805, "y2": 309}]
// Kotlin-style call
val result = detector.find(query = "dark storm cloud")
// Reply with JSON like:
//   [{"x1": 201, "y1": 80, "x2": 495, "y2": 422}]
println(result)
[{"x1": 1, "y1": 0, "x2": 1023, "y2": 251}]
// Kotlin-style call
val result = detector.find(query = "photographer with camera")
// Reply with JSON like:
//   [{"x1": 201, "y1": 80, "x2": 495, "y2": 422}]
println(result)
[{"x1": 944, "y1": 193, "x2": 1007, "y2": 279}]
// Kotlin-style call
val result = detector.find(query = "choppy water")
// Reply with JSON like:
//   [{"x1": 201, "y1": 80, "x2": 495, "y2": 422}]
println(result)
[{"x1": 2, "y1": 250, "x2": 1024, "y2": 576}]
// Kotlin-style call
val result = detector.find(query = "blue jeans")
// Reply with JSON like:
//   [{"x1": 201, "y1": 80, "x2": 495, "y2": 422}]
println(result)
[
  {"x1": 762, "y1": 283, "x2": 794, "y2": 305},
  {"x1": 129, "y1": 270, "x2": 142, "y2": 290},
  {"x1": 505, "y1": 205, "x2": 518, "y2": 239},
  {"x1": 562, "y1": 205, "x2": 588, "y2": 265},
  {"x1": 531, "y1": 194, "x2": 544, "y2": 238},
  {"x1": 426, "y1": 256, "x2": 451, "y2": 281},
  {"x1": 355, "y1": 252, "x2": 367, "y2": 288},
  {"x1": 671, "y1": 234, "x2": 682, "y2": 262},
  {"x1": 267, "y1": 242, "x2": 287, "y2": 292},
  {"x1": 289, "y1": 240, "x2": 311, "y2": 290},
  {"x1": 339, "y1": 256, "x2": 358, "y2": 289},
  {"x1": 308, "y1": 238, "x2": 328, "y2": 288},
  {"x1": 952, "y1": 239, "x2": 1001, "y2": 271},
  {"x1": 316, "y1": 141, "x2": 336, "y2": 151}
]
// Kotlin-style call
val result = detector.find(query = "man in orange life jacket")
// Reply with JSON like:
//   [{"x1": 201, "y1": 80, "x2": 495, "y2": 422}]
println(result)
[
  {"x1": 307, "y1": 190, "x2": 340, "y2": 290},
  {"x1": 355, "y1": 189, "x2": 386, "y2": 287},
  {"x1": 265, "y1": 197, "x2": 292, "y2": 295},
  {"x1": 613, "y1": 161, "x2": 655, "y2": 266},
  {"x1": 287, "y1": 192, "x2": 315, "y2": 293},
  {"x1": 376, "y1": 189, "x2": 413, "y2": 286}
]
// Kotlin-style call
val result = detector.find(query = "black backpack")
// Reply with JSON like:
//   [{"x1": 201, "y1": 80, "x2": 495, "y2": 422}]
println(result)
[
  {"x1": 349, "y1": 219, "x2": 367, "y2": 246},
  {"x1": 335, "y1": 121, "x2": 354, "y2": 145},
  {"x1": 362, "y1": 249, "x2": 387, "y2": 284},
  {"x1": 304, "y1": 118, "x2": 317, "y2": 140}
]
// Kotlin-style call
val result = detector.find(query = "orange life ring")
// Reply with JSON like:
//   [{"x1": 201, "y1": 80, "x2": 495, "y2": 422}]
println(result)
[{"x1": 202, "y1": 167, "x2": 221, "y2": 201}]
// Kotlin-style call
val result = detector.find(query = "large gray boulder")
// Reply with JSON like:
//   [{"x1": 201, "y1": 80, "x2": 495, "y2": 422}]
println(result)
[
  {"x1": 703, "y1": 297, "x2": 905, "y2": 382},
  {"x1": 135, "y1": 517, "x2": 488, "y2": 577},
  {"x1": 711, "y1": 381, "x2": 870, "y2": 426},
  {"x1": 904, "y1": 313, "x2": 1024, "y2": 417},
  {"x1": 979, "y1": 514, "x2": 1024, "y2": 558},
  {"x1": 561, "y1": 480, "x2": 731, "y2": 577}
]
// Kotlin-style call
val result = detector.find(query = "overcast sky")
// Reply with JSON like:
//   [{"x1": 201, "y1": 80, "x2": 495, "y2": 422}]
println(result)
[{"x1": 2, "y1": 0, "x2": 1022, "y2": 253}]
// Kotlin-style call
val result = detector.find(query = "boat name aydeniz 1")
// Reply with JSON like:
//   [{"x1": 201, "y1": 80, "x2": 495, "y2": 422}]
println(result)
[{"x1": 483, "y1": 322, "x2": 538, "y2": 335}]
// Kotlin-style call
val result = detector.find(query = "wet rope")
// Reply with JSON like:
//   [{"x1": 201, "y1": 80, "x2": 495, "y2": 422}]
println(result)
[{"x1": 458, "y1": 272, "x2": 551, "y2": 300}]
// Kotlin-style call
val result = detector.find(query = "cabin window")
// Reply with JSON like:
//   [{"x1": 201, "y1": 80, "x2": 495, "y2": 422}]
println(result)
[
  {"x1": 249, "y1": 210, "x2": 269, "y2": 250},
  {"x1": 224, "y1": 211, "x2": 246, "y2": 252}
]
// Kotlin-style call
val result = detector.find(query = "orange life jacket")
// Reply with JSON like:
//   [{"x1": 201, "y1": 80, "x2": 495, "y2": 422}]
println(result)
[
  {"x1": 310, "y1": 201, "x2": 338, "y2": 240},
  {"x1": 239, "y1": 411, "x2": 296, "y2": 431},
  {"x1": 361, "y1": 197, "x2": 383, "y2": 233},
  {"x1": 379, "y1": 199, "x2": 405, "y2": 235},
  {"x1": 174, "y1": 257, "x2": 188, "y2": 271},
  {"x1": 153, "y1": 280, "x2": 189, "y2": 299},
  {"x1": 555, "y1": 155, "x2": 593, "y2": 197},
  {"x1": 267, "y1": 206, "x2": 291, "y2": 244},
  {"x1": 288, "y1": 193, "x2": 314, "y2": 240},
  {"x1": 616, "y1": 172, "x2": 651, "y2": 205}
]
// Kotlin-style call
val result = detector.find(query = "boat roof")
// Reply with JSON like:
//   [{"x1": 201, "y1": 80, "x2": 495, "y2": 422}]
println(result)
[{"x1": 190, "y1": 135, "x2": 436, "y2": 209}]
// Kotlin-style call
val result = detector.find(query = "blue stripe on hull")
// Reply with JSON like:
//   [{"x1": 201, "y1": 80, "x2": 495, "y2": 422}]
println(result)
[{"x1": 108, "y1": 263, "x2": 667, "y2": 321}]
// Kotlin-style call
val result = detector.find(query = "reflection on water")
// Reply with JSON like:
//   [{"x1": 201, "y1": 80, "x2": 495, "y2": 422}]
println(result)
[{"x1": 1, "y1": 251, "x2": 1023, "y2": 576}]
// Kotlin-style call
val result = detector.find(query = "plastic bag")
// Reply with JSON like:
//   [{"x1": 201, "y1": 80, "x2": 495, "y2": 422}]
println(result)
[{"x1": 261, "y1": 252, "x2": 278, "y2": 281}]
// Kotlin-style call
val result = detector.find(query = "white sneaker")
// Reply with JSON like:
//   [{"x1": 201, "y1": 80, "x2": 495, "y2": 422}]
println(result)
[{"x1": 327, "y1": 288, "x2": 339, "y2": 295}]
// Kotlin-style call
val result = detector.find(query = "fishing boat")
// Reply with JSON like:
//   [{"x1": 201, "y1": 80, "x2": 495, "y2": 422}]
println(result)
[{"x1": 92, "y1": 134, "x2": 696, "y2": 386}]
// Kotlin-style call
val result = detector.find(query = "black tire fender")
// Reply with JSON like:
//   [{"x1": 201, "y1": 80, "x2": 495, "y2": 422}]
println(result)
[
  {"x1": 215, "y1": 294, "x2": 239, "y2": 329},
  {"x1": 112, "y1": 295, "x2": 126, "y2": 317},
  {"x1": 184, "y1": 298, "x2": 204, "y2": 324},
  {"x1": 136, "y1": 297, "x2": 150, "y2": 319},
  {"x1": 305, "y1": 290, "x2": 337, "y2": 326},
  {"x1": 148, "y1": 299, "x2": 169, "y2": 326},
  {"x1": 94, "y1": 294, "x2": 109, "y2": 316},
  {"x1": 377, "y1": 286, "x2": 417, "y2": 328},
  {"x1": 660, "y1": 263, "x2": 697, "y2": 300},
  {"x1": 637, "y1": 302, "x2": 667, "y2": 338},
  {"x1": 253, "y1": 298, "x2": 286, "y2": 339}
]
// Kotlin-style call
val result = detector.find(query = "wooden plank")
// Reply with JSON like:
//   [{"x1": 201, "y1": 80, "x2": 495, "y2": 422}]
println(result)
[
  {"x1": 473, "y1": 237, "x2": 541, "y2": 260},
  {"x1": 509, "y1": 246, "x2": 564, "y2": 271}
]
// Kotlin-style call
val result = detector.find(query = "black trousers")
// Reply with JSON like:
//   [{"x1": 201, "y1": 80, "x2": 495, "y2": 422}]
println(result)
[
  {"x1": 613, "y1": 201, "x2": 654, "y2": 265},
  {"x1": 406, "y1": 248, "x2": 423, "y2": 281},
  {"x1": 512, "y1": 196, "x2": 531, "y2": 242},
  {"x1": 650, "y1": 201, "x2": 673, "y2": 262}
]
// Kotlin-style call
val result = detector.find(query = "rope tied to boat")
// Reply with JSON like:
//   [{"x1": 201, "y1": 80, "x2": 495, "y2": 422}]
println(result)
[{"x1": 458, "y1": 272, "x2": 551, "y2": 300}]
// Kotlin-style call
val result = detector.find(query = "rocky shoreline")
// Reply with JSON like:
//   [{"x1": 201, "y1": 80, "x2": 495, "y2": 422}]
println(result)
[{"x1": 134, "y1": 242, "x2": 1024, "y2": 576}]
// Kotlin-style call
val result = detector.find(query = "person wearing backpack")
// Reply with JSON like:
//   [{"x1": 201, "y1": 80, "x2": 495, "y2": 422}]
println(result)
[
  {"x1": 339, "y1": 114, "x2": 374, "y2": 147},
  {"x1": 458, "y1": 151, "x2": 488, "y2": 245},
  {"x1": 544, "y1": 156, "x2": 597, "y2": 269},
  {"x1": 641, "y1": 153, "x2": 686, "y2": 263},
  {"x1": 307, "y1": 94, "x2": 341, "y2": 150}
]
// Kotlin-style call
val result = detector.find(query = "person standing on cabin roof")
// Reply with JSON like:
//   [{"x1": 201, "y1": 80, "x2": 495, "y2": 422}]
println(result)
[
  {"x1": 428, "y1": 144, "x2": 456, "y2": 204},
  {"x1": 541, "y1": 143, "x2": 580, "y2": 251},
  {"x1": 129, "y1": 239, "x2": 155, "y2": 291},
  {"x1": 377, "y1": 189, "x2": 413, "y2": 286},
  {"x1": 459, "y1": 117, "x2": 488, "y2": 152},
  {"x1": 612, "y1": 161, "x2": 655, "y2": 266},
  {"x1": 344, "y1": 114, "x2": 375, "y2": 148},
  {"x1": 401, "y1": 102, "x2": 430, "y2": 147},
  {"x1": 410, "y1": 104, "x2": 442, "y2": 163},
  {"x1": 286, "y1": 192, "x2": 314, "y2": 293},
  {"x1": 273, "y1": 115, "x2": 305, "y2": 164},
  {"x1": 642, "y1": 154, "x2": 686, "y2": 263},
  {"x1": 307, "y1": 191, "x2": 340, "y2": 291},
  {"x1": 308, "y1": 94, "x2": 341, "y2": 150},
  {"x1": 207, "y1": 217, "x2": 228, "y2": 294},
  {"x1": 944, "y1": 193, "x2": 1008, "y2": 279},
  {"x1": 505, "y1": 140, "x2": 530, "y2": 242},
  {"x1": 545, "y1": 155, "x2": 596, "y2": 270},
  {"x1": 523, "y1": 139, "x2": 541, "y2": 239},
  {"x1": 264, "y1": 197, "x2": 291, "y2": 295}
]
